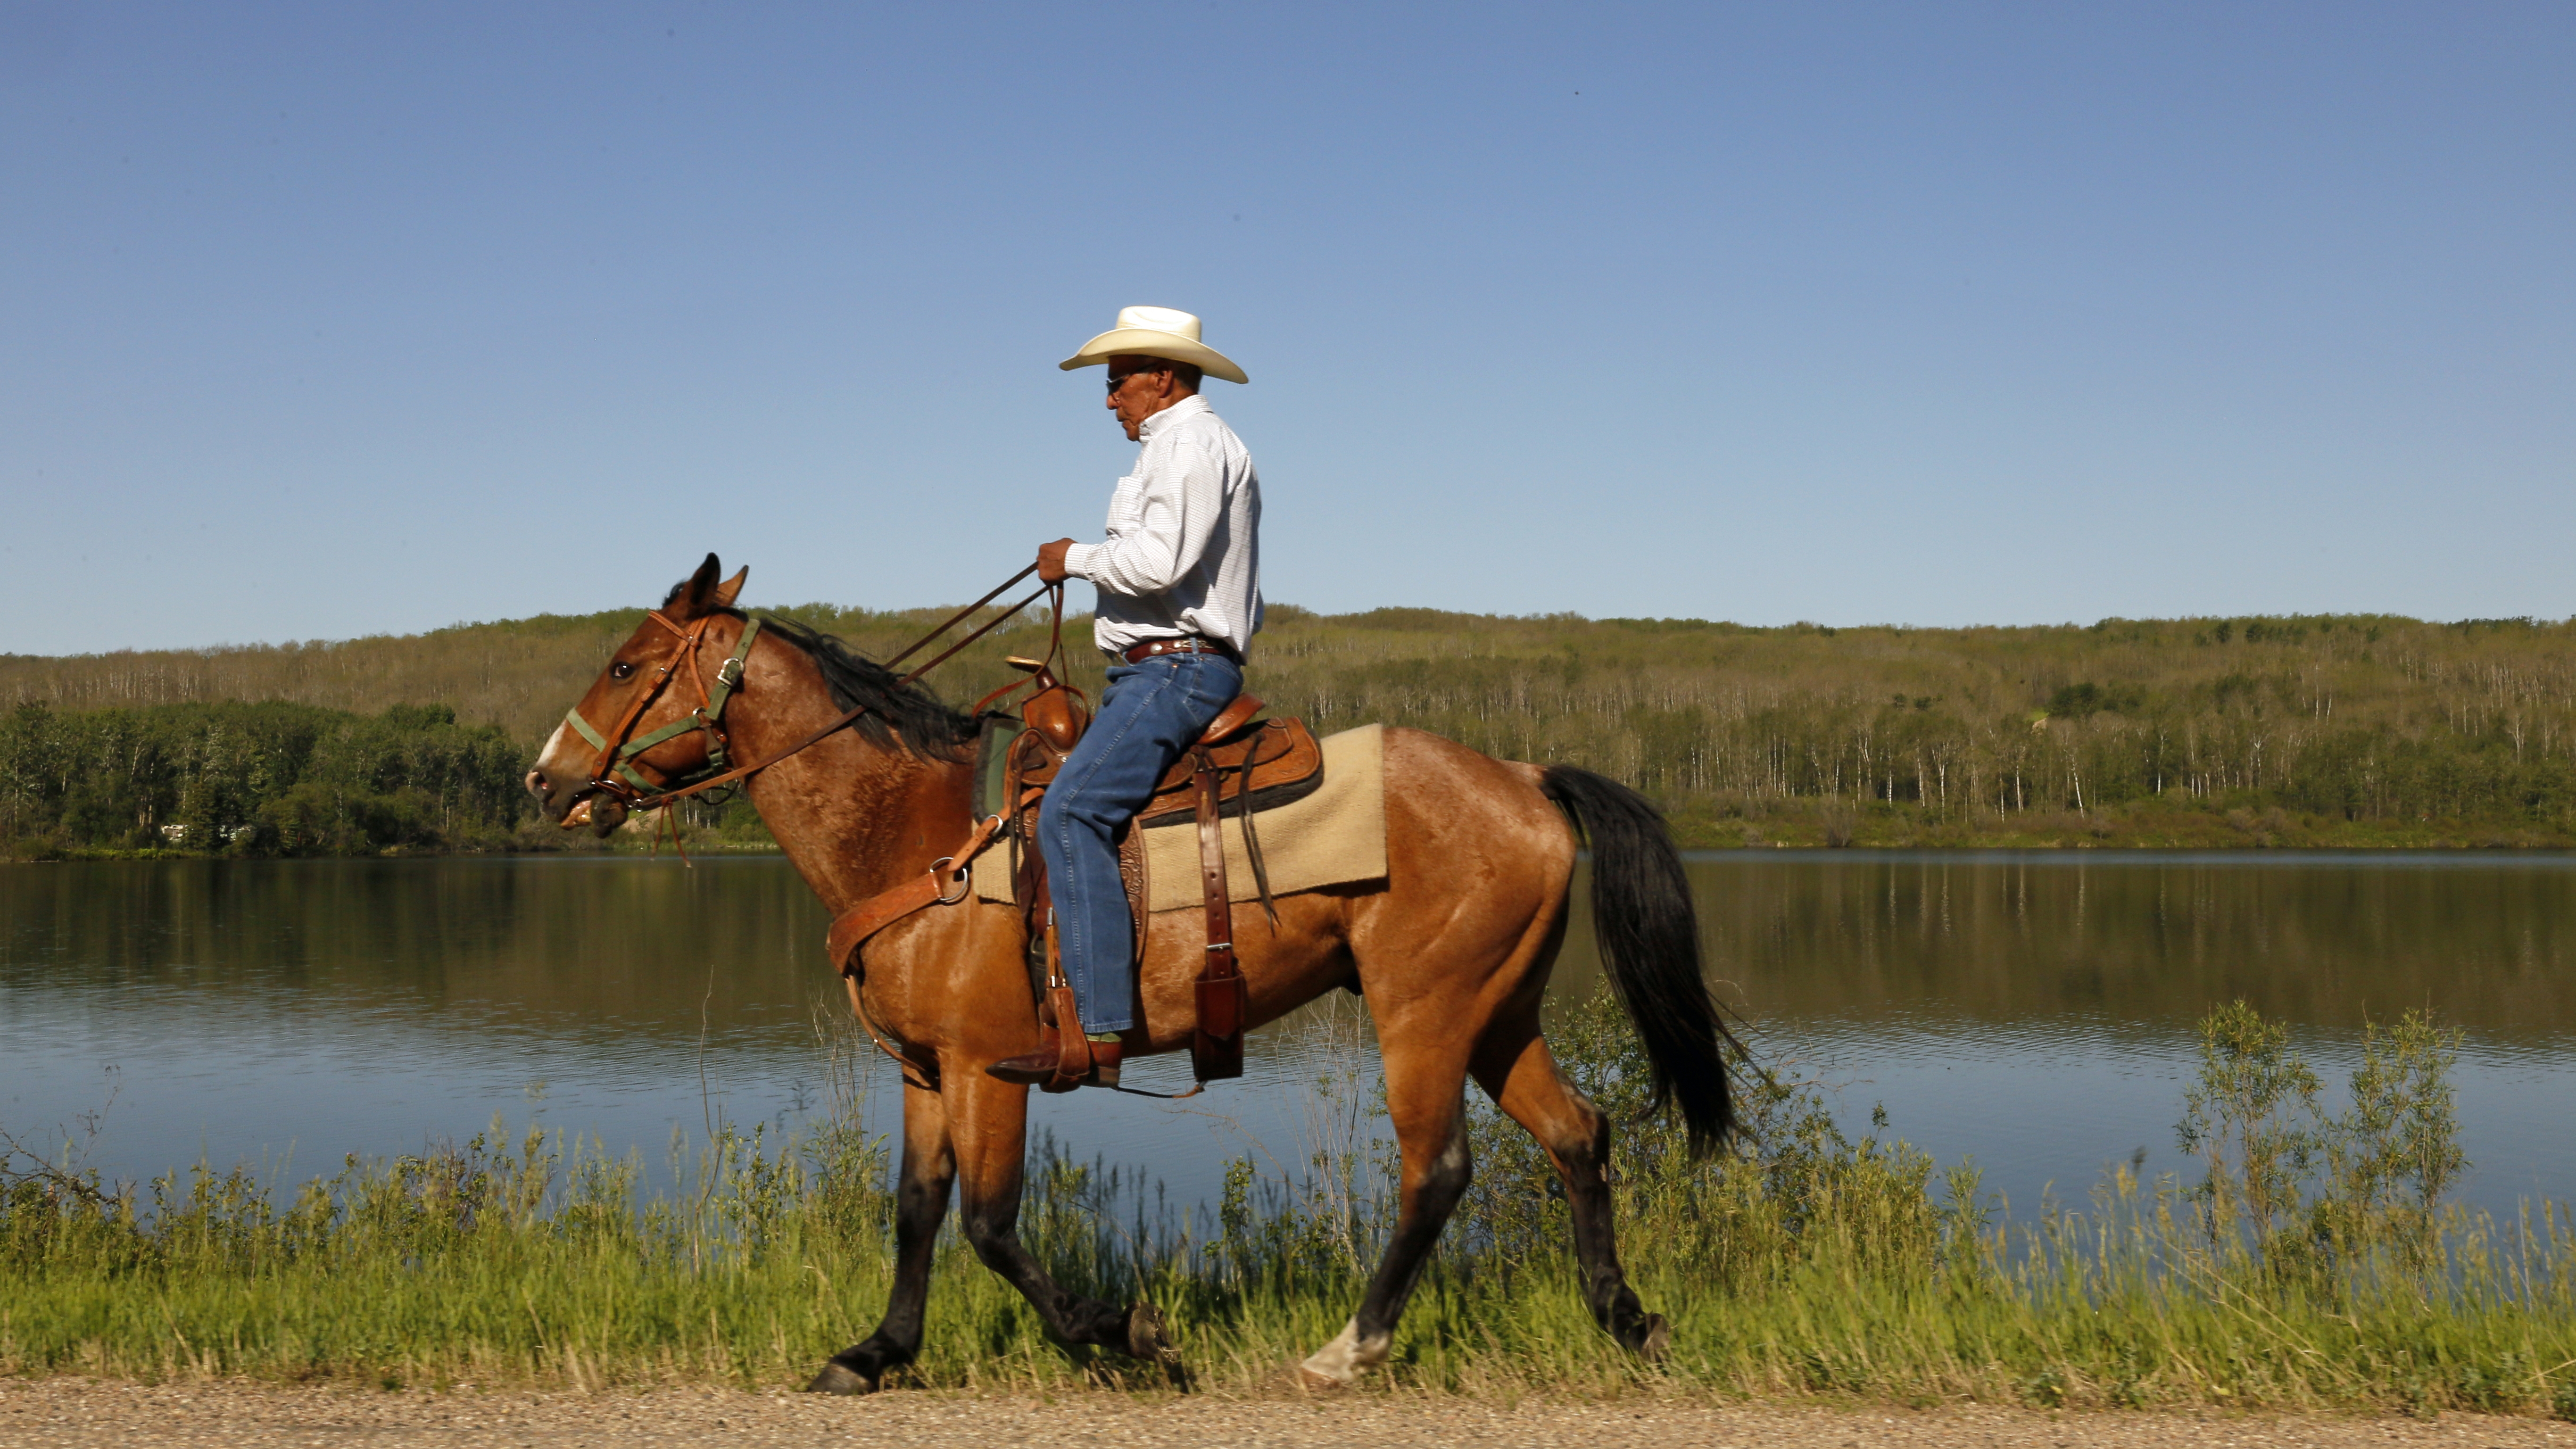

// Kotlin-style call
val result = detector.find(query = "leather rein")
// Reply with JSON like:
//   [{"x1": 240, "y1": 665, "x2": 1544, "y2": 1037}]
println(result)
[{"x1": 558, "y1": 563, "x2": 1052, "y2": 825}]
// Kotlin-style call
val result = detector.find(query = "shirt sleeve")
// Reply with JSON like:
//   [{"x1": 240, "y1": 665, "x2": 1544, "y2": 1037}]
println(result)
[{"x1": 1062, "y1": 427, "x2": 1226, "y2": 597}]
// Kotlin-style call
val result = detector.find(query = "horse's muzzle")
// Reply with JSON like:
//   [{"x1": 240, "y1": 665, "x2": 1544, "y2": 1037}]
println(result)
[{"x1": 526, "y1": 765, "x2": 627, "y2": 836}]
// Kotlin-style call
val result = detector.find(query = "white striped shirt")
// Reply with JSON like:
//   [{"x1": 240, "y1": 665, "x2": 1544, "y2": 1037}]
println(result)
[{"x1": 1061, "y1": 394, "x2": 1263, "y2": 657}]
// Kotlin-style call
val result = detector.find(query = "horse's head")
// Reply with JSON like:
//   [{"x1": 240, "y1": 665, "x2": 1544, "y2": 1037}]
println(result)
[{"x1": 527, "y1": 552, "x2": 750, "y2": 836}]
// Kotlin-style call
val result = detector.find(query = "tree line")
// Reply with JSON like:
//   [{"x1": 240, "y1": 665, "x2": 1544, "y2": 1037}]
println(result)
[
  {"x1": 8, "y1": 598, "x2": 2576, "y2": 853},
  {"x1": 0, "y1": 701, "x2": 528, "y2": 857}
]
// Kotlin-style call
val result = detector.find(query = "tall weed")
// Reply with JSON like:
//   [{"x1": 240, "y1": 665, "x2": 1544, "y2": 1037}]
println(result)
[{"x1": 0, "y1": 994, "x2": 2569, "y2": 1411}]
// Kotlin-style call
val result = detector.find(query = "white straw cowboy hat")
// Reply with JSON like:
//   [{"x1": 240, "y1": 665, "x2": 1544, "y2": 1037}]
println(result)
[{"x1": 1059, "y1": 306, "x2": 1249, "y2": 385}]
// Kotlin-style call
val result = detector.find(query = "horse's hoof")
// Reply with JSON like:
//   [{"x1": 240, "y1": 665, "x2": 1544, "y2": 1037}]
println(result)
[
  {"x1": 1296, "y1": 1366, "x2": 1350, "y2": 1393},
  {"x1": 1636, "y1": 1312, "x2": 1672, "y2": 1361},
  {"x1": 1126, "y1": 1302, "x2": 1188, "y2": 1375},
  {"x1": 804, "y1": 1360, "x2": 878, "y2": 1395}
]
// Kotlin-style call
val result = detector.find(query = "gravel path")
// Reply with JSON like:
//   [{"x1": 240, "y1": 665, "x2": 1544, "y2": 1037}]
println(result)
[{"x1": 3, "y1": 1381, "x2": 2573, "y2": 1449}]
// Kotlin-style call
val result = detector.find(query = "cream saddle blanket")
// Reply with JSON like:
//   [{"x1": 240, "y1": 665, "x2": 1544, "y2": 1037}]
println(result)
[{"x1": 973, "y1": 723, "x2": 1388, "y2": 912}]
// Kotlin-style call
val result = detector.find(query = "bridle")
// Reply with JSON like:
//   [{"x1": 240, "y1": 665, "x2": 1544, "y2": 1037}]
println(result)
[
  {"x1": 555, "y1": 563, "x2": 1055, "y2": 826},
  {"x1": 560, "y1": 608, "x2": 764, "y2": 814}
]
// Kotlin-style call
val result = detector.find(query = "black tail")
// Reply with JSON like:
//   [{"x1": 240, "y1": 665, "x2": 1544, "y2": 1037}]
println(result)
[{"x1": 1540, "y1": 765, "x2": 1735, "y2": 1156}]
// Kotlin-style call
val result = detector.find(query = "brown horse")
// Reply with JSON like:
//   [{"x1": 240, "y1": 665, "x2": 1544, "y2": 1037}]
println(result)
[{"x1": 524, "y1": 555, "x2": 1731, "y2": 1392}]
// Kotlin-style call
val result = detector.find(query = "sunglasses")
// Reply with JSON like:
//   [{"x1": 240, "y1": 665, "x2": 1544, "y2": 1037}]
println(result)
[{"x1": 1106, "y1": 367, "x2": 1167, "y2": 394}]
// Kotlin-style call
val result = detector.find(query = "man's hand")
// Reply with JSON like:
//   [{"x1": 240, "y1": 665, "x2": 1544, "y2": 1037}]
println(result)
[{"x1": 1037, "y1": 538, "x2": 1077, "y2": 584}]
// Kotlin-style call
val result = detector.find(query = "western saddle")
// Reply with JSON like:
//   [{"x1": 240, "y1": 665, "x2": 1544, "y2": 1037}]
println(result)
[{"x1": 827, "y1": 648, "x2": 1321, "y2": 1095}]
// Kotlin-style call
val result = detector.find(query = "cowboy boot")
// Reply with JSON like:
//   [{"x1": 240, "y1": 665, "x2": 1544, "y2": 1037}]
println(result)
[
  {"x1": 986, "y1": 1031, "x2": 1123, "y2": 1089},
  {"x1": 987, "y1": 918, "x2": 1123, "y2": 1089}
]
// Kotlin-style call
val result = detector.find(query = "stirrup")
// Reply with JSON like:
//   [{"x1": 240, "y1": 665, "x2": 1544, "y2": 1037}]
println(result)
[{"x1": 986, "y1": 1032, "x2": 1121, "y2": 1089}]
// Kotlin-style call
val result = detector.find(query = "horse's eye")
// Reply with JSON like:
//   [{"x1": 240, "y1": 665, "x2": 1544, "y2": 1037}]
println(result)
[{"x1": 611, "y1": 661, "x2": 636, "y2": 681}]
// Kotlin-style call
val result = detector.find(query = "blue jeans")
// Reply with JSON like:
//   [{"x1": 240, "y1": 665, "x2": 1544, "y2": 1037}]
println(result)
[{"x1": 1036, "y1": 652, "x2": 1242, "y2": 1034}]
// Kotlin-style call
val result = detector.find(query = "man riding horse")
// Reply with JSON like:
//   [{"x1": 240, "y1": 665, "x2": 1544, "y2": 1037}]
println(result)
[
  {"x1": 987, "y1": 306, "x2": 1260, "y2": 1092},
  {"x1": 527, "y1": 301, "x2": 1730, "y2": 1391}
]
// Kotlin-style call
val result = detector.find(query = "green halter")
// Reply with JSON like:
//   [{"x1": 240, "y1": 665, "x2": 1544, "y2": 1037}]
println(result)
[
  {"x1": 555, "y1": 560, "x2": 1051, "y2": 828},
  {"x1": 563, "y1": 614, "x2": 762, "y2": 802}
]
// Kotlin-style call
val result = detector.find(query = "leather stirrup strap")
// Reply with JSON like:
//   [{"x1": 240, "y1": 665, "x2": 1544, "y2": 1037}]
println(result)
[
  {"x1": 1190, "y1": 746, "x2": 1248, "y2": 1081},
  {"x1": 1041, "y1": 908, "x2": 1093, "y2": 1093}
]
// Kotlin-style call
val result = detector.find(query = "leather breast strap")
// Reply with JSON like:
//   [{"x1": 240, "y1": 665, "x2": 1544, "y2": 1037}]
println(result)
[{"x1": 826, "y1": 805, "x2": 1022, "y2": 974}]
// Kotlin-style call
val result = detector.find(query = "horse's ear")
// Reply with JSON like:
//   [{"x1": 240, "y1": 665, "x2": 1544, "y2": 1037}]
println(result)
[
  {"x1": 714, "y1": 565, "x2": 748, "y2": 610},
  {"x1": 666, "y1": 553, "x2": 724, "y2": 619}
]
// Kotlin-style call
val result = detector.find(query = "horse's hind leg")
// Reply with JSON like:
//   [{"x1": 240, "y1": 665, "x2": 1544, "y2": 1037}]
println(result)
[
  {"x1": 1297, "y1": 1038, "x2": 1476, "y2": 1389},
  {"x1": 809, "y1": 1079, "x2": 957, "y2": 1393},
  {"x1": 1472, "y1": 1010, "x2": 1669, "y2": 1356},
  {"x1": 945, "y1": 1068, "x2": 1180, "y2": 1372}
]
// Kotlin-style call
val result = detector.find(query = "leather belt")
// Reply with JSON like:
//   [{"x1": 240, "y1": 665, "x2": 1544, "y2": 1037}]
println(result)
[{"x1": 1116, "y1": 636, "x2": 1237, "y2": 665}]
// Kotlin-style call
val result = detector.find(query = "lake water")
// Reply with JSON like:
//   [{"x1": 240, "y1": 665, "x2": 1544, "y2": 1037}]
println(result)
[{"x1": 3, "y1": 852, "x2": 2571, "y2": 1220}]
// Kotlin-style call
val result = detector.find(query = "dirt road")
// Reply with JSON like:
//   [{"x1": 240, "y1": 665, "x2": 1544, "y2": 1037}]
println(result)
[{"x1": 3, "y1": 1380, "x2": 2571, "y2": 1449}]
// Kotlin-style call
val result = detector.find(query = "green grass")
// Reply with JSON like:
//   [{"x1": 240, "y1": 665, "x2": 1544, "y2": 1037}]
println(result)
[{"x1": 4, "y1": 996, "x2": 2574, "y2": 1416}]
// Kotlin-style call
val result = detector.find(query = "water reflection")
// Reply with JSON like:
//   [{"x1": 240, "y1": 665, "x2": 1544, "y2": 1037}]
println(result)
[
  {"x1": 2, "y1": 853, "x2": 2571, "y2": 1220},
  {"x1": 1634, "y1": 852, "x2": 2576, "y2": 1213},
  {"x1": 1685, "y1": 852, "x2": 2576, "y2": 1036}
]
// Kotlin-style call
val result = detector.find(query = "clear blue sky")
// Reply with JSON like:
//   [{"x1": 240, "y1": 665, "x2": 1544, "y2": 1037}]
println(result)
[{"x1": 6, "y1": 2, "x2": 2570, "y2": 655}]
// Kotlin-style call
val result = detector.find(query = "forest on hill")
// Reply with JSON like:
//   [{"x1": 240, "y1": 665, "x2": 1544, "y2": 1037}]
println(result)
[
  {"x1": 0, "y1": 701, "x2": 526, "y2": 857},
  {"x1": 7, "y1": 600, "x2": 2576, "y2": 855}
]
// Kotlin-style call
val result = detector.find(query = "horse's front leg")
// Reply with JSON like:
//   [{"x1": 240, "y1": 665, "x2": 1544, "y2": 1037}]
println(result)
[
  {"x1": 808, "y1": 1079, "x2": 955, "y2": 1394},
  {"x1": 1298, "y1": 1033, "x2": 1476, "y2": 1389},
  {"x1": 947, "y1": 1066, "x2": 1181, "y2": 1373}
]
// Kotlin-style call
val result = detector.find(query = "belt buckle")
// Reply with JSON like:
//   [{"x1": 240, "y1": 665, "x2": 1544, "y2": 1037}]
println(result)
[{"x1": 1131, "y1": 637, "x2": 1208, "y2": 663}]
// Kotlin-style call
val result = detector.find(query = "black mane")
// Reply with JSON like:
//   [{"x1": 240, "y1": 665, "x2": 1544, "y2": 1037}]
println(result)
[{"x1": 749, "y1": 611, "x2": 977, "y2": 761}]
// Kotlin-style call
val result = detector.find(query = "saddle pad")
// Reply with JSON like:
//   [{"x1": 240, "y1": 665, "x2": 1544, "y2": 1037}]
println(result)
[{"x1": 973, "y1": 723, "x2": 1387, "y2": 913}]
